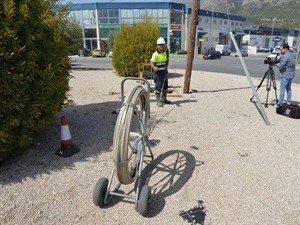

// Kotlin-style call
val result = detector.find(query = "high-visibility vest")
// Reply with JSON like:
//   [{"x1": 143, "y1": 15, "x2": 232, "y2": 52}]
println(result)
[{"x1": 151, "y1": 50, "x2": 167, "y2": 75}]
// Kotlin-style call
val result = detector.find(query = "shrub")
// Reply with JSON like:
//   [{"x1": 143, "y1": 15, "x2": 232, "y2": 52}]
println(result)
[
  {"x1": 112, "y1": 16, "x2": 160, "y2": 77},
  {"x1": 0, "y1": 0, "x2": 71, "y2": 161},
  {"x1": 63, "y1": 16, "x2": 82, "y2": 54}
]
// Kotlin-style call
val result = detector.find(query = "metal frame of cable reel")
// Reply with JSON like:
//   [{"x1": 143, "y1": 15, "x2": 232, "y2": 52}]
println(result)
[{"x1": 92, "y1": 77, "x2": 154, "y2": 217}]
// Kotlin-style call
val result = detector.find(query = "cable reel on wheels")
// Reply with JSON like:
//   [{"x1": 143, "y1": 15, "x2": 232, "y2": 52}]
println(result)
[{"x1": 92, "y1": 77, "x2": 154, "y2": 217}]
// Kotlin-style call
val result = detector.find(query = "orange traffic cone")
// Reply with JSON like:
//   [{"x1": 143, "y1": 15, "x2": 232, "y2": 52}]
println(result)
[{"x1": 56, "y1": 116, "x2": 80, "y2": 157}]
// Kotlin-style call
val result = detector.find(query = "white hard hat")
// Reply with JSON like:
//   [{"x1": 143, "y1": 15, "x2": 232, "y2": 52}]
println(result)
[{"x1": 157, "y1": 37, "x2": 165, "y2": 45}]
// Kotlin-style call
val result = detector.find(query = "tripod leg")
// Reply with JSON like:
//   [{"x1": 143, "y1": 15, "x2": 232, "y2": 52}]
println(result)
[
  {"x1": 264, "y1": 70, "x2": 273, "y2": 107},
  {"x1": 271, "y1": 70, "x2": 278, "y2": 103},
  {"x1": 250, "y1": 70, "x2": 268, "y2": 102},
  {"x1": 265, "y1": 89, "x2": 270, "y2": 107}
]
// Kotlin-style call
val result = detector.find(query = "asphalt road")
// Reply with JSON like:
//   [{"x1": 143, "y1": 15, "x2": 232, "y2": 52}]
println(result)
[{"x1": 70, "y1": 53, "x2": 300, "y2": 84}]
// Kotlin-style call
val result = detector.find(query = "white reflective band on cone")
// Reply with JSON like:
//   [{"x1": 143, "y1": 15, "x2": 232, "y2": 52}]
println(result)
[{"x1": 61, "y1": 125, "x2": 72, "y2": 140}]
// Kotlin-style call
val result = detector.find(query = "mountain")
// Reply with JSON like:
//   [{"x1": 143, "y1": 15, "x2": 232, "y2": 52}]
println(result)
[{"x1": 200, "y1": 0, "x2": 300, "y2": 30}]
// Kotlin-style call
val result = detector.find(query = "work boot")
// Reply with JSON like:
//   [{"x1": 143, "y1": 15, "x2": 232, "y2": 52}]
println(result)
[
  {"x1": 162, "y1": 90, "x2": 171, "y2": 104},
  {"x1": 155, "y1": 92, "x2": 164, "y2": 107}
]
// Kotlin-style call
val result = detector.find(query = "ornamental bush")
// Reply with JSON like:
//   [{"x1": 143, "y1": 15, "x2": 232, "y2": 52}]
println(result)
[
  {"x1": 112, "y1": 16, "x2": 160, "y2": 77},
  {"x1": 0, "y1": 0, "x2": 71, "y2": 161}
]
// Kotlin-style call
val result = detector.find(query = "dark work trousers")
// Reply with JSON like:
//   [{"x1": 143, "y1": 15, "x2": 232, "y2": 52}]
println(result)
[{"x1": 153, "y1": 73, "x2": 168, "y2": 92}]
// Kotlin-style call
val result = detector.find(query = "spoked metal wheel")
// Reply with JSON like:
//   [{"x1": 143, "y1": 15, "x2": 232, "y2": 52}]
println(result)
[{"x1": 113, "y1": 86, "x2": 149, "y2": 185}]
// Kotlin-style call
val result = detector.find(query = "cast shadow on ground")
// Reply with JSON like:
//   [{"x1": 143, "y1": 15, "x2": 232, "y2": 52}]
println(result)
[
  {"x1": 137, "y1": 149, "x2": 205, "y2": 217},
  {"x1": 251, "y1": 98, "x2": 280, "y2": 125},
  {"x1": 71, "y1": 66, "x2": 114, "y2": 71},
  {"x1": 179, "y1": 200, "x2": 207, "y2": 225},
  {"x1": 0, "y1": 100, "x2": 159, "y2": 185},
  {"x1": 139, "y1": 72, "x2": 183, "y2": 80},
  {"x1": 171, "y1": 99, "x2": 198, "y2": 107},
  {"x1": 167, "y1": 72, "x2": 184, "y2": 79},
  {"x1": 147, "y1": 98, "x2": 197, "y2": 109},
  {"x1": 191, "y1": 86, "x2": 250, "y2": 93}
]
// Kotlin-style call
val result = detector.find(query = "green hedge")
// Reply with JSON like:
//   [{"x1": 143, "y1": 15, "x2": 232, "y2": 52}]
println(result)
[
  {"x1": 0, "y1": 0, "x2": 71, "y2": 161},
  {"x1": 112, "y1": 17, "x2": 161, "y2": 77}
]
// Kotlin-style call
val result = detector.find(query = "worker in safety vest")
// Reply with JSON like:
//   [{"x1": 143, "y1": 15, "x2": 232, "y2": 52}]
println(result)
[{"x1": 150, "y1": 37, "x2": 171, "y2": 107}]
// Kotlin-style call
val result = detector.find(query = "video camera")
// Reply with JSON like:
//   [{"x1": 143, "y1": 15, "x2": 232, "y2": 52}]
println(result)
[{"x1": 264, "y1": 54, "x2": 280, "y2": 65}]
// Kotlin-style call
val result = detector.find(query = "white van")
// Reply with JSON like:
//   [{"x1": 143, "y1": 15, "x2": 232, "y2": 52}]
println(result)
[
  {"x1": 215, "y1": 45, "x2": 231, "y2": 56},
  {"x1": 268, "y1": 46, "x2": 281, "y2": 58}
]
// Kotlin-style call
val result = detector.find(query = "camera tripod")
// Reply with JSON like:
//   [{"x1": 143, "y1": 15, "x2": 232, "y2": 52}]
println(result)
[{"x1": 250, "y1": 64, "x2": 278, "y2": 107}]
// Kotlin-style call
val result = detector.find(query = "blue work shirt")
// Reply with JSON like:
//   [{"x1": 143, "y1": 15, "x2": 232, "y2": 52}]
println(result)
[{"x1": 278, "y1": 51, "x2": 295, "y2": 79}]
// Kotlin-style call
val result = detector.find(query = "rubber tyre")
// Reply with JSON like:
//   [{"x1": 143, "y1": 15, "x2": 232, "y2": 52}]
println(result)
[
  {"x1": 137, "y1": 185, "x2": 151, "y2": 216},
  {"x1": 92, "y1": 177, "x2": 109, "y2": 207}
]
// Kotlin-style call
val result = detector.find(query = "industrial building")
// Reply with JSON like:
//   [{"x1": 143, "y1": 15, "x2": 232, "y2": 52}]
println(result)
[{"x1": 62, "y1": 0, "x2": 247, "y2": 53}]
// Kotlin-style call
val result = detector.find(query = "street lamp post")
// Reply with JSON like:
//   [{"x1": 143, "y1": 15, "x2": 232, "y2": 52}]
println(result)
[
  {"x1": 296, "y1": 26, "x2": 300, "y2": 48},
  {"x1": 270, "y1": 17, "x2": 277, "y2": 49},
  {"x1": 209, "y1": 9, "x2": 214, "y2": 50}
]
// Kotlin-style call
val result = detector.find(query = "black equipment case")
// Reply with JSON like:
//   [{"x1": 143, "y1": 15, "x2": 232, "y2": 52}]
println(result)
[{"x1": 276, "y1": 103, "x2": 300, "y2": 119}]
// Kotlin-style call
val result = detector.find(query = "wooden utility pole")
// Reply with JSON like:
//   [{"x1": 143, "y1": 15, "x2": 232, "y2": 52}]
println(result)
[{"x1": 183, "y1": 0, "x2": 199, "y2": 94}]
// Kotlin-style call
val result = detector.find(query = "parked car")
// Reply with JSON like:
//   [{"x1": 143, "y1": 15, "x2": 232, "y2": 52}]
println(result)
[
  {"x1": 257, "y1": 47, "x2": 270, "y2": 53},
  {"x1": 108, "y1": 51, "x2": 113, "y2": 58},
  {"x1": 176, "y1": 50, "x2": 187, "y2": 55},
  {"x1": 92, "y1": 49, "x2": 105, "y2": 57},
  {"x1": 91, "y1": 49, "x2": 106, "y2": 57},
  {"x1": 221, "y1": 49, "x2": 231, "y2": 56},
  {"x1": 69, "y1": 50, "x2": 79, "y2": 55},
  {"x1": 235, "y1": 50, "x2": 248, "y2": 57},
  {"x1": 78, "y1": 48, "x2": 91, "y2": 56},
  {"x1": 203, "y1": 51, "x2": 221, "y2": 59}
]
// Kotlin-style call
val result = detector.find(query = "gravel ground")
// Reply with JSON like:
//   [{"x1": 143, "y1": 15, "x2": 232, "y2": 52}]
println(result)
[{"x1": 1, "y1": 68, "x2": 300, "y2": 225}]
